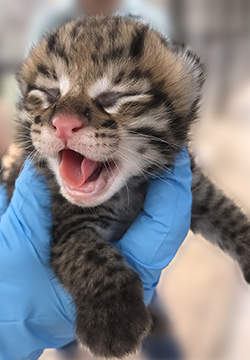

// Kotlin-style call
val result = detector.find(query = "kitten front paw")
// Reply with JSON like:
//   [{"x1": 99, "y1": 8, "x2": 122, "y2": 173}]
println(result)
[{"x1": 76, "y1": 269, "x2": 152, "y2": 358}]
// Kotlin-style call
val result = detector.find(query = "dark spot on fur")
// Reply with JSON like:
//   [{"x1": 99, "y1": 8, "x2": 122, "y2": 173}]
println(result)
[
  {"x1": 109, "y1": 28, "x2": 118, "y2": 42},
  {"x1": 129, "y1": 124, "x2": 170, "y2": 156},
  {"x1": 91, "y1": 53, "x2": 99, "y2": 64},
  {"x1": 38, "y1": 160, "x2": 47, "y2": 169},
  {"x1": 239, "y1": 224, "x2": 250, "y2": 235},
  {"x1": 103, "y1": 282, "x2": 116, "y2": 293},
  {"x1": 148, "y1": 88, "x2": 167, "y2": 109},
  {"x1": 114, "y1": 253, "x2": 123, "y2": 261},
  {"x1": 95, "y1": 243, "x2": 106, "y2": 251},
  {"x1": 93, "y1": 279, "x2": 103, "y2": 289},
  {"x1": 83, "y1": 269, "x2": 91, "y2": 278},
  {"x1": 69, "y1": 264, "x2": 78, "y2": 276},
  {"x1": 86, "y1": 250, "x2": 96, "y2": 262},
  {"x1": 101, "y1": 120, "x2": 117, "y2": 129},
  {"x1": 27, "y1": 84, "x2": 36, "y2": 94},
  {"x1": 47, "y1": 32, "x2": 59, "y2": 53},
  {"x1": 146, "y1": 165, "x2": 160, "y2": 175},
  {"x1": 130, "y1": 26, "x2": 147, "y2": 59},
  {"x1": 37, "y1": 64, "x2": 50, "y2": 77},
  {"x1": 106, "y1": 266, "x2": 116, "y2": 277},
  {"x1": 214, "y1": 197, "x2": 226, "y2": 210},
  {"x1": 128, "y1": 68, "x2": 152, "y2": 82},
  {"x1": 94, "y1": 256, "x2": 108, "y2": 266},
  {"x1": 229, "y1": 219, "x2": 238, "y2": 228},
  {"x1": 205, "y1": 183, "x2": 215, "y2": 202},
  {"x1": 103, "y1": 47, "x2": 125, "y2": 63},
  {"x1": 221, "y1": 226, "x2": 231, "y2": 237},
  {"x1": 70, "y1": 23, "x2": 82, "y2": 40},
  {"x1": 94, "y1": 35, "x2": 104, "y2": 50},
  {"x1": 71, "y1": 27, "x2": 78, "y2": 40},
  {"x1": 57, "y1": 46, "x2": 69, "y2": 66},
  {"x1": 71, "y1": 20, "x2": 83, "y2": 40},
  {"x1": 221, "y1": 205, "x2": 235, "y2": 219},
  {"x1": 193, "y1": 204, "x2": 208, "y2": 215},
  {"x1": 114, "y1": 71, "x2": 125, "y2": 85},
  {"x1": 236, "y1": 245, "x2": 245, "y2": 255},
  {"x1": 211, "y1": 219, "x2": 221, "y2": 228},
  {"x1": 52, "y1": 70, "x2": 58, "y2": 81},
  {"x1": 32, "y1": 129, "x2": 41, "y2": 134},
  {"x1": 138, "y1": 147, "x2": 146, "y2": 154},
  {"x1": 106, "y1": 265, "x2": 125, "y2": 277},
  {"x1": 34, "y1": 116, "x2": 41, "y2": 124}
]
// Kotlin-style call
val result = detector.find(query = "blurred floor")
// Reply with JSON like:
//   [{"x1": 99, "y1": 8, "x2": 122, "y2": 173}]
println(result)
[{"x1": 40, "y1": 83, "x2": 250, "y2": 360}]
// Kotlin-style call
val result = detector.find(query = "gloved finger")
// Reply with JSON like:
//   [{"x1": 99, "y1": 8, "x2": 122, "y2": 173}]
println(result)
[
  {"x1": 6, "y1": 159, "x2": 53, "y2": 254},
  {"x1": 116, "y1": 146, "x2": 192, "y2": 305}
]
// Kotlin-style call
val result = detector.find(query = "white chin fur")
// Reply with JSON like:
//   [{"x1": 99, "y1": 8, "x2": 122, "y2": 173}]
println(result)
[{"x1": 47, "y1": 157, "x2": 136, "y2": 207}]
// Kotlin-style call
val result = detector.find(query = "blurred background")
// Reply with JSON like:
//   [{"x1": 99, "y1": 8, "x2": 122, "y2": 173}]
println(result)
[{"x1": 1, "y1": 0, "x2": 250, "y2": 359}]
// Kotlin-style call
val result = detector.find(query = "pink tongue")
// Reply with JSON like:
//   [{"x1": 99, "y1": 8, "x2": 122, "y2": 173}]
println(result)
[{"x1": 60, "y1": 149, "x2": 100, "y2": 187}]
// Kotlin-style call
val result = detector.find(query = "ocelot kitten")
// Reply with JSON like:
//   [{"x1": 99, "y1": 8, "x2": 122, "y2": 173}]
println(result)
[{"x1": 2, "y1": 17, "x2": 250, "y2": 358}]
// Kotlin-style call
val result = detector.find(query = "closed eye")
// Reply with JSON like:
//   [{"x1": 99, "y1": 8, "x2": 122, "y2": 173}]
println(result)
[
  {"x1": 95, "y1": 91, "x2": 150, "y2": 114},
  {"x1": 27, "y1": 88, "x2": 60, "y2": 109},
  {"x1": 95, "y1": 92, "x2": 134, "y2": 108}
]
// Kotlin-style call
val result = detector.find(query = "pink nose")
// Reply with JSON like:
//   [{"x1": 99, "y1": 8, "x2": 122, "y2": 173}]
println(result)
[{"x1": 52, "y1": 116, "x2": 84, "y2": 142}]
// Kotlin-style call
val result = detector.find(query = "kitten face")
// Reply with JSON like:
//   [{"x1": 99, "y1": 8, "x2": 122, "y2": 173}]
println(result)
[{"x1": 17, "y1": 17, "x2": 204, "y2": 207}]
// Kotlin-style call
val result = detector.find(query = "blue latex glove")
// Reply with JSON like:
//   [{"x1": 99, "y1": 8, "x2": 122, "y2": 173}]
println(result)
[
  {"x1": 0, "y1": 162, "x2": 76, "y2": 360},
  {"x1": 0, "y1": 146, "x2": 192, "y2": 360}
]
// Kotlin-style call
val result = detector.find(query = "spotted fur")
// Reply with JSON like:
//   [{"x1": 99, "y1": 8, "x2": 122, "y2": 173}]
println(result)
[{"x1": 2, "y1": 17, "x2": 250, "y2": 358}]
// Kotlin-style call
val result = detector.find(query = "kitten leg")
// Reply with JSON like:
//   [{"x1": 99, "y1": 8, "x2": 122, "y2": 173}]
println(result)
[
  {"x1": 191, "y1": 163, "x2": 250, "y2": 283},
  {"x1": 51, "y1": 229, "x2": 151, "y2": 358}
]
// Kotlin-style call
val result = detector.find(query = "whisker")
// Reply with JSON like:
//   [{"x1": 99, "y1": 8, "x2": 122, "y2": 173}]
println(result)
[
  {"x1": 116, "y1": 150, "x2": 148, "y2": 181},
  {"x1": 118, "y1": 145, "x2": 171, "y2": 174},
  {"x1": 118, "y1": 144, "x2": 177, "y2": 176},
  {"x1": 104, "y1": 158, "x2": 123, "y2": 203},
  {"x1": 18, "y1": 149, "x2": 38, "y2": 177},
  {"x1": 14, "y1": 121, "x2": 32, "y2": 132},
  {"x1": 113, "y1": 159, "x2": 130, "y2": 212},
  {"x1": 124, "y1": 131, "x2": 179, "y2": 149},
  {"x1": 116, "y1": 149, "x2": 172, "y2": 186}
]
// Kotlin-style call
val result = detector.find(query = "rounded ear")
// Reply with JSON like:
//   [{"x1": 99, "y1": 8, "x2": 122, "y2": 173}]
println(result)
[
  {"x1": 172, "y1": 42, "x2": 206, "y2": 97},
  {"x1": 164, "y1": 42, "x2": 206, "y2": 120}
]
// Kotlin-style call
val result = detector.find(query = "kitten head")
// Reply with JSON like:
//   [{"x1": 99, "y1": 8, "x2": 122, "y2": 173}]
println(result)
[{"x1": 17, "y1": 17, "x2": 205, "y2": 207}]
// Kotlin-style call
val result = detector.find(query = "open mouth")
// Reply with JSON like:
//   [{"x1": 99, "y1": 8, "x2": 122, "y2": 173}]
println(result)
[{"x1": 59, "y1": 149, "x2": 117, "y2": 199}]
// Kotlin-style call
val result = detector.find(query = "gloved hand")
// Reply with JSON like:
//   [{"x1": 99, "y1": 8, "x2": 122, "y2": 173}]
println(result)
[
  {"x1": 0, "y1": 146, "x2": 192, "y2": 360},
  {"x1": 116, "y1": 146, "x2": 192, "y2": 304}
]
